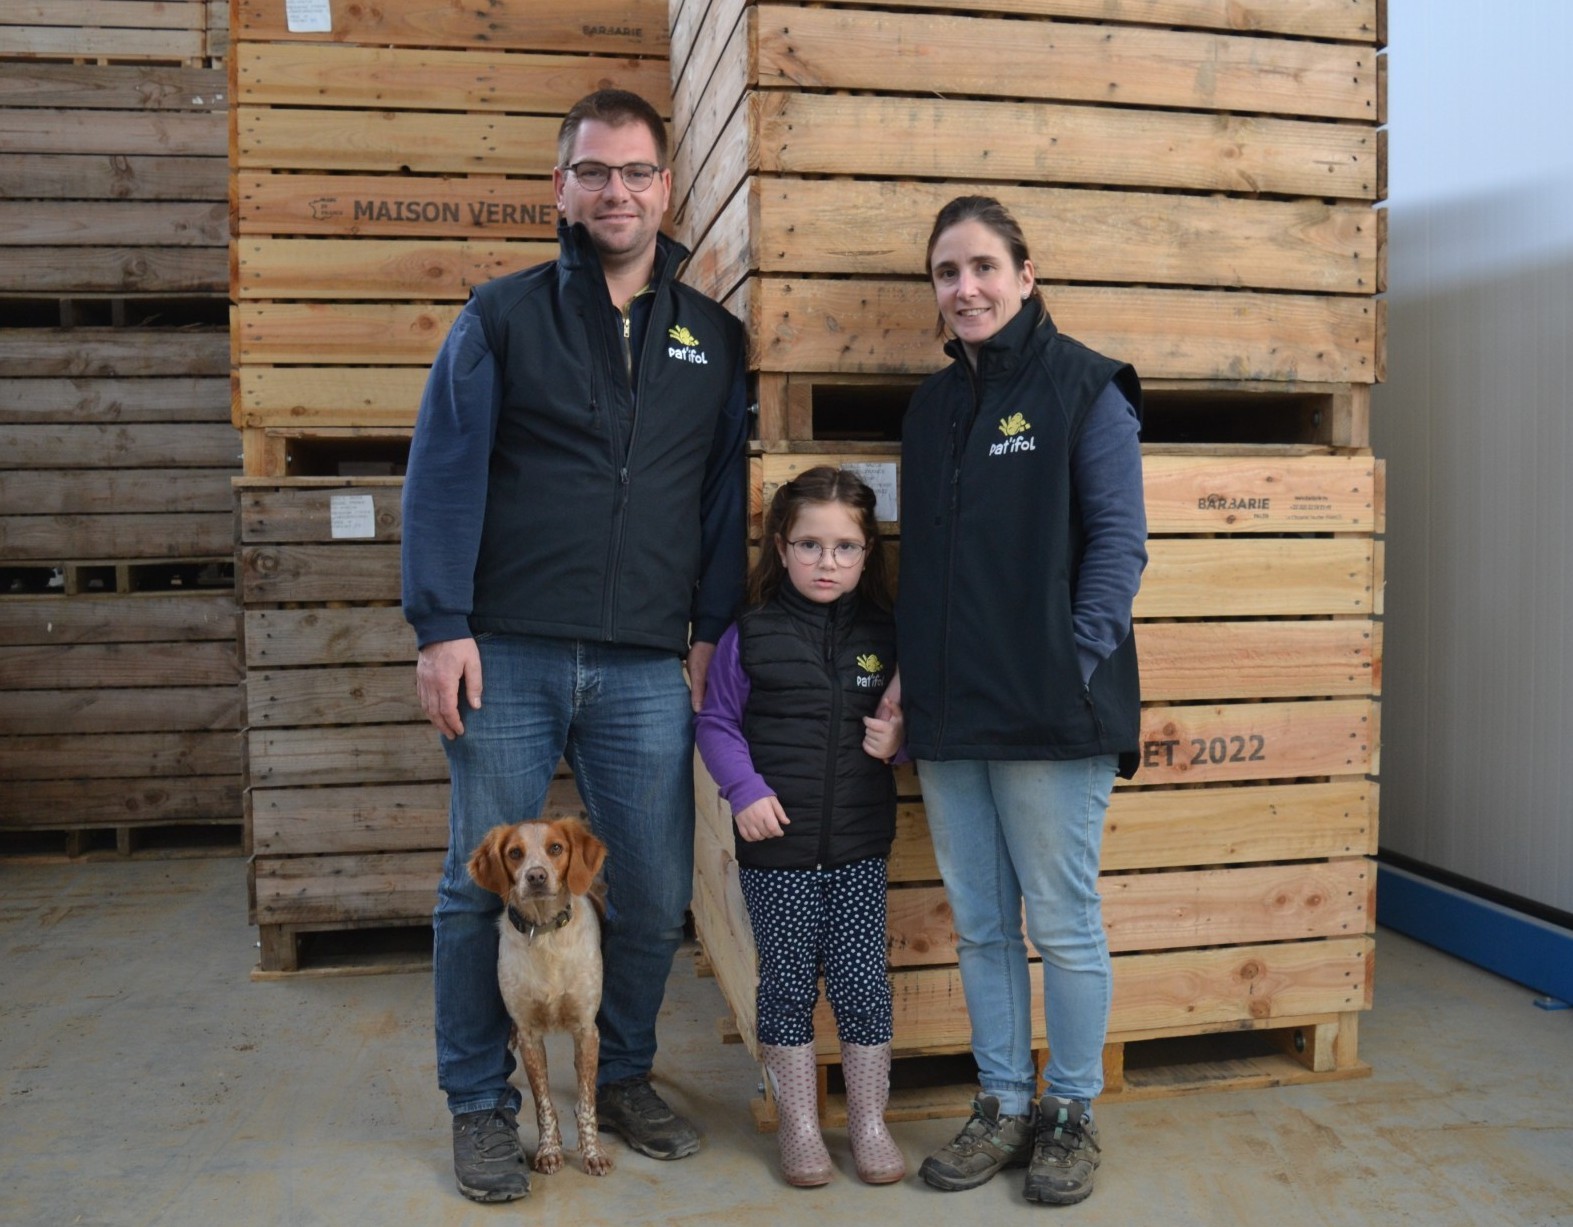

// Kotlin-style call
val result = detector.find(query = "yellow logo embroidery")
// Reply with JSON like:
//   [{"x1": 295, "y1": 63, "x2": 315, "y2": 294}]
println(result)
[
  {"x1": 668, "y1": 325, "x2": 700, "y2": 347},
  {"x1": 856, "y1": 654, "x2": 883, "y2": 674},
  {"x1": 999, "y1": 413, "x2": 1032, "y2": 437}
]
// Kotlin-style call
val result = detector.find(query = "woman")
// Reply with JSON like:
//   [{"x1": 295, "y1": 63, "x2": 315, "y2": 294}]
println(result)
[{"x1": 896, "y1": 196, "x2": 1146, "y2": 1206}]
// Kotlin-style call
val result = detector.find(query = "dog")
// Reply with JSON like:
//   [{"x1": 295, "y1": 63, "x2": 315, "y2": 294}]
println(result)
[{"x1": 467, "y1": 816, "x2": 613, "y2": 1177}]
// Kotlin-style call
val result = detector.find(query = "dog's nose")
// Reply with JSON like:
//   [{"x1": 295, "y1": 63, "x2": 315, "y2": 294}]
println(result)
[{"x1": 524, "y1": 867, "x2": 548, "y2": 890}]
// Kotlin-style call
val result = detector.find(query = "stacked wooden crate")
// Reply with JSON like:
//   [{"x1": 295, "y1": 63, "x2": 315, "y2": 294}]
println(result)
[
  {"x1": 230, "y1": 0, "x2": 669, "y2": 971},
  {"x1": 0, "y1": 1, "x2": 241, "y2": 855},
  {"x1": 674, "y1": 0, "x2": 1386, "y2": 1112}
]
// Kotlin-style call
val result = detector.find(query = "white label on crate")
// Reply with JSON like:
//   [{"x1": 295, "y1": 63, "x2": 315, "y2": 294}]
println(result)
[
  {"x1": 329, "y1": 494, "x2": 377, "y2": 540},
  {"x1": 286, "y1": 0, "x2": 332, "y2": 33},
  {"x1": 842, "y1": 462, "x2": 899, "y2": 524}
]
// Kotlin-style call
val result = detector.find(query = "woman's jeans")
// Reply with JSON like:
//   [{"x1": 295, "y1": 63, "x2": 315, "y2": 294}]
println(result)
[
  {"x1": 433, "y1": 634, "x2": 696, "y2": 1116},
  {"x1": 917, "y1": 755, "x2": 1117, "y2": 1113}
]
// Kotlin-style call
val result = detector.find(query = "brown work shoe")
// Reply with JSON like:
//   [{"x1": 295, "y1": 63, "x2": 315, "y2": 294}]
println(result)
[
  {"x1": 918, "y1": 1095, "x2": 1034, "y2": 1191},
  {"x1": 1023, "y1": 1095, "x2": 1101, "y2": 1205}
]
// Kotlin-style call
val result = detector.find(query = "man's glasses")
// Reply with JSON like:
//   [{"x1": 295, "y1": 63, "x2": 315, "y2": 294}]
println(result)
[
  {"x1": 787, "y1": 539, "x2": 867, "y2": 567},
  {"x1": 565, "y1": 161, "x2": 662, "y2": 192}
]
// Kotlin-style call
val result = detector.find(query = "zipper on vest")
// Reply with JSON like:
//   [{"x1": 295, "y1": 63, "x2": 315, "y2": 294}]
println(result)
[
  {"x1": 817, "y1": 613, "x2": 841, "y2": 870},
  {"x1": 934, "y1": 369, "x2": 980, "y2": 756},
  {"x1": 605, "y1": 287, "x2": 657, "y2": 639}
]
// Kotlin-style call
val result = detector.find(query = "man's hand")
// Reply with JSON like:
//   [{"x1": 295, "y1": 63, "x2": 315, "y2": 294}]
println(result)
[
  {"x1": 734, "y1": 794, "x2": 790, "y2": 842},
  {"x1": 687, "y1": 640, "x2": 717, "y2": 712},
  {"x1": 416, "y1": 638, "x2": 482, "y2": 739}
]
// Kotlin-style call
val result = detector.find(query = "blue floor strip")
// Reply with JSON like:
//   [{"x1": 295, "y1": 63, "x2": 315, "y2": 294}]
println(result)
[{"x1": 1376, "y1": 862, "x2": 1573, "y2": 1004}]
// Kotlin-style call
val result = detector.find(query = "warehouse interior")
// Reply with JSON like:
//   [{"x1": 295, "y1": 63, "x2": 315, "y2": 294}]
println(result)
[{"x1": 3, "y1": 1, "x2": 1572, "y2": 1224}]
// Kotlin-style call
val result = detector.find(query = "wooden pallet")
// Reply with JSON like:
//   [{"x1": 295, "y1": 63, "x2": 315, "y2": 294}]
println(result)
[
  {"x1": 230, "y1": 0, "x2": 672, "y2": 476},
  {"x1": 669, "y1": 0, "x2": 1388, "y2": 439},
  {"x1": 732, "y1": 1013, "x2": 1369, "y2": 1130},
  {"x1": 0, "y1": 819, "x2": 243, "y2": 860}
]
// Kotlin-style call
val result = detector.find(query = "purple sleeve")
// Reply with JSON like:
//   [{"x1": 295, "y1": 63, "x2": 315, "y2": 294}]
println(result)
[
  {"x1": 693, "y1": 624, "x2": 776, "y2": 815},
  {"x1": 1072, "y1": 380, "x2": 1148, "y2": 684}
]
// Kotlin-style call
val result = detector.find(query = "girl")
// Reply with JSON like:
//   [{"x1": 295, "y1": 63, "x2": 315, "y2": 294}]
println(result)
[{"x1": 695, "y1": 466, "x2": 906, "y2": 1188}]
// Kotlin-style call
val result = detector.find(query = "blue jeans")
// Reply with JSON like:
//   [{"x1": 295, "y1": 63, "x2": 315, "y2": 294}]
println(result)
[
  {"x1": 917, "y1": 756, "x2": 1117, "y2": 1112},
  {"x1": 433, "y1": 633, "x2": 696, "y2": 1116}
]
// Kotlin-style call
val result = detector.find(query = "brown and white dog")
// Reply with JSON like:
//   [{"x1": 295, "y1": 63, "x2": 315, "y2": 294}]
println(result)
[{"x1": 468, "y1": 816, "x2": 613, "y2": 1177}]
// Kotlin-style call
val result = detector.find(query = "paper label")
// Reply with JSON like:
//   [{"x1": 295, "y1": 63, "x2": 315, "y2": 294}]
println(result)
[
  {"x1": 842, "y1": 462, "x2": 899, "y2": 524},
  {"x1": 286, "y1": 0, "x2": 332, "y2": 33},
  {"x1": 329, "y1": 494, "x2": 377, "y2": 540}
]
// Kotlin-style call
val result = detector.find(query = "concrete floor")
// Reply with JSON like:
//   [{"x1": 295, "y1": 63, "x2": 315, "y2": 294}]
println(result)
[{"x1": 1, "y1": 858, "x2": 1570, "y2": 1227}]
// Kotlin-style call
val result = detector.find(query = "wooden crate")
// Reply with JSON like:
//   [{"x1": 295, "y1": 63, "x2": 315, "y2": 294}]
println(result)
[
  {"x1": 0, "y1": 590, "x2": 244, "y2": 856},
  {"x1": 668, "y1": 0, "x2": 1387, "y2": 441},
  {"x1": 0, "y1": 38, "x2": 229, "y2": 299},
  {"x1": 237, "y1": 477, "x2": 590, "y2": 973},
  {"x1": 695, "y1": 442, "x2": 1381, "y2": 1114},
  {"x1": 0, "y1": 326, "x2": 238, "y2": 581},
  {"x1": 229, "y1": 0, "x2": 671, "y2": 476},
  {"x1": 0, "y1": 0, "x2": 215, "y2": 64}
]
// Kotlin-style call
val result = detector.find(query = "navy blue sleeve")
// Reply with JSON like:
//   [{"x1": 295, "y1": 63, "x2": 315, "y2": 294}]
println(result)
[
  {"x1": 400, "y1": 302, "x2": 502, "y2": 648},
  {"x1": 690, "y1": 351, "x2": 749, "y2": 646},
  {"x1": 1072, "y1": 380, "x2": 1148, "y2": 683}
]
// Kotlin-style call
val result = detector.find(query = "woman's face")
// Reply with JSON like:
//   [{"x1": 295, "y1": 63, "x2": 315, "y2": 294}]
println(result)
[{"x1": 929, "y1": 218, "x2": 1036, "y2": 360}]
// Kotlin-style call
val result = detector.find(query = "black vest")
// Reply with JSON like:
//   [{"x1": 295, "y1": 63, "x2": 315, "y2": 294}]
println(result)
[
  {"x1": 466, "y1": 224, "x2": 744, "y2": 653},
  {"x1": 898, "y1": 300, "x2": 1144, "y2": 776},
  {"x1": 737, "y1": 586, "x2": 898, "y2": 870}
]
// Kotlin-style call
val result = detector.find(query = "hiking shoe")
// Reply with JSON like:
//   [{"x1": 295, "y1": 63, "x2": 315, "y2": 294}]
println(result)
[
  {"x1": 1023, "y1": 1095, "x2": 1102, "y2": 1206},
  {"x1": 918, "y1": 1094, "x2": 1035, "y2": 1191},
  {"x1": 596, "y1": 1076, "x2": 701, "y2": 1160},
  {"x1": 451, "y1": 1105, "x2": 530, "y2": 1202}
]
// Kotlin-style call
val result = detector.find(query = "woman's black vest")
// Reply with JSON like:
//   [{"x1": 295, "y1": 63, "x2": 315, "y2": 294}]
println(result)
[{"x1": 736, "y1": 586, "x2": 897, "y2": 870}]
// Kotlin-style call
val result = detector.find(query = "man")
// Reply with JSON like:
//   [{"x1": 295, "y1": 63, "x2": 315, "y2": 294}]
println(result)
[{"x1": 401, "y1": 89, "x2": 748, "y2": 1203}]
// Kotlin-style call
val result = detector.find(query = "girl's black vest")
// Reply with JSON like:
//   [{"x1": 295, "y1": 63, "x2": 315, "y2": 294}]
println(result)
[{"x1": 736, "y1": 586, "x2": 897, "y2": 871}]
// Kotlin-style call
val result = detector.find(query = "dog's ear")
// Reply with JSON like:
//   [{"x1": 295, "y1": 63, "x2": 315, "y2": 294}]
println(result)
[
  {"x1": 467, "y1": 825, "x2": 515, "y2": 898},
  {"x1": 563, "y1": 818, "x2": 608, "y2": 898}
]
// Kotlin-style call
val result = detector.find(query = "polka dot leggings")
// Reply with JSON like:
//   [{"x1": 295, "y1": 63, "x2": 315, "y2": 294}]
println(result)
[{"x1": 738, "y1": 856, "x2": 894, "y2": 1047}]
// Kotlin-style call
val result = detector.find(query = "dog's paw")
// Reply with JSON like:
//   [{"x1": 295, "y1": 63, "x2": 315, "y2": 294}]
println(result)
[
  {"x1": 532, "y1": 1146, "x2": 564, "y2": 1175},
  {"x1": 583, "y1": 1147, "x2": 614, "y2": 1177}
]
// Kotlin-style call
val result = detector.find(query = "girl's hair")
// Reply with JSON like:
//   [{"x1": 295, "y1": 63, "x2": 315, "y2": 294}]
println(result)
[
  {"x1": 923, "y1": 194, "x2": 1047, "y2": 338},
  {"x1": 747, "y1": 466, "x2": 894, "y2": 610}
]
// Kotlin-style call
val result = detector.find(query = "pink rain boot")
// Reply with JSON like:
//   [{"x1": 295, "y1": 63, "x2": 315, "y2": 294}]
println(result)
[
  {"x1": 761, "y1": 1043, "x2": 833, "y2": 1187},
  {"x1": 841, "y1": 1041, "x2": 906, "y2": 1184}
]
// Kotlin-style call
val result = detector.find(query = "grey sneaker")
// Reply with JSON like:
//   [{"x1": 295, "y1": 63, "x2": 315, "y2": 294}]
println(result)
[
  {"x1": 596, "y1": 1076, "x2": 701, "y2": 1160},
  {"x1": 1023, "y1": 1095, "x2": 1102, "y2": 1205},
  {"x1": 451, "y1": 1105, "x2": 530, "y2": 1203},
  {"x1": 919, "y1": 1094, "x2": 1035, "y2": 1191}
]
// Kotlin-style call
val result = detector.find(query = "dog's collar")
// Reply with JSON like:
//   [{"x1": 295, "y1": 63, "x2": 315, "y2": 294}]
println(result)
[{"x1": 506, "y1": 901, "x2": 572, "y2": 943}]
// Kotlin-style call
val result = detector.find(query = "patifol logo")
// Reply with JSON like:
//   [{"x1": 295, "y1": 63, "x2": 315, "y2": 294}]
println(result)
[
  {"x1": 667, "y1": 324, "x2": 709, "y2": 364},
  {"x1": 855, "y1": 653, "x2": 885, "y2": 689},
  {"x1": 989, "y1": 412, "x2": 1037, "y2": 456}
]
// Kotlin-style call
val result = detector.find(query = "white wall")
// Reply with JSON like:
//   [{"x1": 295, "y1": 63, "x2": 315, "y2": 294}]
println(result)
[{"x1": 1371, "y1": 0, "x2": 1573, "y2": 911}]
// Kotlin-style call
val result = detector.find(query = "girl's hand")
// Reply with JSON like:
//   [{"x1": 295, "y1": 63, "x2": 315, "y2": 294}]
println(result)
[
  {"x1": 735, "y1": 795, "x2": 791, "y2": 841},
  {"x1": 863, "y1": 698, "x2": 905, "y2": 761}
]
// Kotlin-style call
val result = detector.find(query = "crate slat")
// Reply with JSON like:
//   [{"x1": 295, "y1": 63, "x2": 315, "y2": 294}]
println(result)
[
  {"x1": 233, "y1": 43, "x2": 669, "y2": 112},
  {"x1": 754, "y1": 7, "x2": 1380, "y2": 122}
]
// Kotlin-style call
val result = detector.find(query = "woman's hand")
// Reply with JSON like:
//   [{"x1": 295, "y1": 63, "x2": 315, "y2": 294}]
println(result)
[{"x1": 734, "y1": 795, "x2": 791, "y2": 841}]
